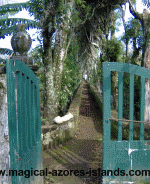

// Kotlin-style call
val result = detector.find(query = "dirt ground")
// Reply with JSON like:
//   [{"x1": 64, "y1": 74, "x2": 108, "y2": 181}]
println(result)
[{"x1": 43, "y1": 81, "x2": 103, "y2": 184}]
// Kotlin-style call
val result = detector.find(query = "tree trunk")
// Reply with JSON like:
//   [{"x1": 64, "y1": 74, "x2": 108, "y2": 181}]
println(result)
[
  {"x1": 41, "y1": 15, "x2": 55, "y2": 119},
  {"x1": 42, "y1": 32, "x2": 54, "y2": 120},
  {"x1": 120, "y1": 5, "x2": 129, "y2": 58},
  {"x1": 43, "y1": 0, "x2": 74, "y2": 123}
]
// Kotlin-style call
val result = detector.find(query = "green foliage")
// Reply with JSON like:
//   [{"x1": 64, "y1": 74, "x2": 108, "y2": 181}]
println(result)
[
  {"x1": 87, "y1": 57, "x2": 103, "y2": 89},
  {"x1": 97, "y1": 58, "x2": 103, "y2": 83},
  {"x1": 74, "y1": 0, "x2": 93, "y2": 23},
  {"x1": 103, "y1": 38, "x2": 124, "y2": 62},
  {"x1": 29, "y1": 44, "x2": 43, "y2": 64},
  {"x1": 75, "y1": 0, "x2": 86, "y2": 8},
  {"x1": 70, "y1": 9, "x2": 82, "y2": 26},
  {"x1": 124, "y1": 18, "x2": 143, "y2": 48},
  {"x1": 29, "y1": 0, "x2": 68, "y2": 23},
  {"x1": 29, "y1": 45, "x2": 45, "y2": 103},
  {"x1": 59, "y1": 59, "x2": 81, "y2": 113},
  {"x1": 28, "y1": 0, "x2": 44, "y2": 19},
  {"x1": 59, "y1": 37, "x2": 81, "y2": 113}
]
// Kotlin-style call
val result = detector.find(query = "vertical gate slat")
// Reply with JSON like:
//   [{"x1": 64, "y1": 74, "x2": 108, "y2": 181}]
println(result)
[
  {"x1": 129, "y1": 74, "x2": 134, "y2": 141},
  {"x1": 36, "y1": 79, "x2": 42, "y2": 164},
  {"x1": 103, "y1": 64, "x2": 111, "y2": 141},
  {"x1": 27, "y1": 79, "x2": 32, "y2": 149},
  {"x1": 26, "y1": 77, "x2": 29, "y2": 149},
  {"x1": 22, "y1": 74, "x2": 27, "y2": 155},
  {"x1": 103, "y1": 63, "x2": 111, "y2": 170},
  {"x1": 118, "y1": 72, "x2": 123, "y2": 141},
  {"x1": 33, "y1": 85, "x2": 37, "y2": 145},
  {"x1": 18, "y1": 72, "x2": 26, "y2": 157},
  {"x1": 17, "y1": 72, "x2": 23, "y2": 158},
  {"x1": 37, "y1": 81, "x2": 41, "y2": 141},
  {"x1": 35, "y1": 87, "x2": 39, "y2": 140},
  {"x1": 30, "y1": 81, "x2": 34, "y2": 147},
  {"x1": 33, "y1": 85, "x2": 36, "y2": 145},
  {"x1": 140, "y1": 77, "x2": 145, "y2": 140}
]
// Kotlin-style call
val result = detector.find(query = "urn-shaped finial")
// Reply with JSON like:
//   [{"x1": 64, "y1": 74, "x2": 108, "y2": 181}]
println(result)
[{"x1": 11, "y1": 24, "x2": 32, "y2": 56}]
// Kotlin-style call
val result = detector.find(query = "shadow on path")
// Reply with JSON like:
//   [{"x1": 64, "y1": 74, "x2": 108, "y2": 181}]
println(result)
[{"x1": 43, "y1": 81, "x2": 103, "y2": 184}]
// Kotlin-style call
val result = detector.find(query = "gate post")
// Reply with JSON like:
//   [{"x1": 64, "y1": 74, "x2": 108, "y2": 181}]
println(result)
[{"x1": 0, "y1": 24, "x2": 43, "y2": 184}]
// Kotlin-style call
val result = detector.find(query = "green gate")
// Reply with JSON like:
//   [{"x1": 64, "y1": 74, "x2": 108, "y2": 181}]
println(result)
[
  {"x1": 6, "y1": 59, "x2": 43, "y2": 184},
  {"x1": 103, "y1": 62, "x2": 150, "y2": 183}
]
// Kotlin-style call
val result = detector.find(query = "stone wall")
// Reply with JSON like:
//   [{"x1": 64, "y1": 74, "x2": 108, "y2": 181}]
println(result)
[
  {"x1": 88, "y1": 82, "x2": 103, "y2": 111},
  {"x1": 41, "y1": 81, "x2": 84, "y2": 149},
  {"x1": 0, "y1": 74, "x2": 11, "y2": 184}
]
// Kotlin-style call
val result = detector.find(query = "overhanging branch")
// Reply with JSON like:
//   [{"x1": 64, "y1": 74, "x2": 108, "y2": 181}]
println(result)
[{"x1": 128, "y1": 0, "x2": 143, "y2": 23}]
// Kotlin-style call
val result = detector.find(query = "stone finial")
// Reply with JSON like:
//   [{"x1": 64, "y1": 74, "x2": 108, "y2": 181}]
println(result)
[
  {"x1": 10, "y1": 24, "x2": 33, "y2": 65},
  {"x1": 11, "y1": 24, "x2": 31, "y2": 56}
]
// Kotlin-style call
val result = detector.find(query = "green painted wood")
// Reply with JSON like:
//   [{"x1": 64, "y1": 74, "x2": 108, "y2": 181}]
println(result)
[
  {"x1": 140, "y1": 77, "x2": 145, "y2": 141},
  {"x1": 6, "y1": 59, "x2": 43, "y2": 184},
  {"x1": 103, "y1": 62, "x2": 150, "y2": 183},
  {"x1": 103, "y1": 63, "x2": 111, "y2": 174}
]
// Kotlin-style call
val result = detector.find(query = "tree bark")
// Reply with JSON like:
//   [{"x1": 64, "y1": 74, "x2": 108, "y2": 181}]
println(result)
[
  {"x1": 42, "y1": 26, "x2": 55, "y2": 120},
  {"x1": 38, "y1": 0, "x2": 62, "y2": 121}
]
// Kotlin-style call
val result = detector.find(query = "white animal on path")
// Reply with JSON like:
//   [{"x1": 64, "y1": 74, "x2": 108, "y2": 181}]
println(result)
[{"x1": 53, "y1": 113, "x2": 74, "y2": 124}]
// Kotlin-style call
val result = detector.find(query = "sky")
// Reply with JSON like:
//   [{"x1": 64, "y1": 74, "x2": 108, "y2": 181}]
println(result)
[{"x1": 0, "y1": 0, "x2": 149, "y2": 54}]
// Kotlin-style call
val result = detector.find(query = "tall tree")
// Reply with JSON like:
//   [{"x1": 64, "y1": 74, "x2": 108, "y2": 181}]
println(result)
[
  {"x1": 29, "y1": 0, "x2": 80, "y2": 121},
  {"x1": 128, "y1": 0, "x2": 150, "y2": 122},
  {"x1": 120, "y1": 4, "x2": 130, "y2": 58},
  {"x1": 128, "y1": 0, "x2": 150, "y2": 66},
  {"x1": 122, "y1": 18, "x2": 143, "y2": 64}
]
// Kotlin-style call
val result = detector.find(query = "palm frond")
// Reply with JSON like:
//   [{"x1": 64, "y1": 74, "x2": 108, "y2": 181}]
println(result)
[
  {"x1": 0, "y1": 2, "x2": 30, "y2": 15},
  {"x1": 0, "y1": 18, "x2": 40, "y2": 38},
  {"x1": 0, "y1": 1, "x2": 40, "y2": 39},
  {"x1": 0, "y1": 17, "x2": 39, "y2": 27},
  {"x1": 0, "y1": 24, "x2": 17, "y2": 38},
  {"x1": 0, "y1": 48, "x2": 13, "y2": 55}
]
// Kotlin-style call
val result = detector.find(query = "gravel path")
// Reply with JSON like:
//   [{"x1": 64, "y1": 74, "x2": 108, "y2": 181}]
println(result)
[{"x1": 43, "y1": 81, "x2": 103, "y2": 184}]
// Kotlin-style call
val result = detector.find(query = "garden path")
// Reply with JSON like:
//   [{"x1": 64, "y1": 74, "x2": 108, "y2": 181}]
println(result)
[{"x1": 43, "y1": 81, "x2": 103, "y2": 184}]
